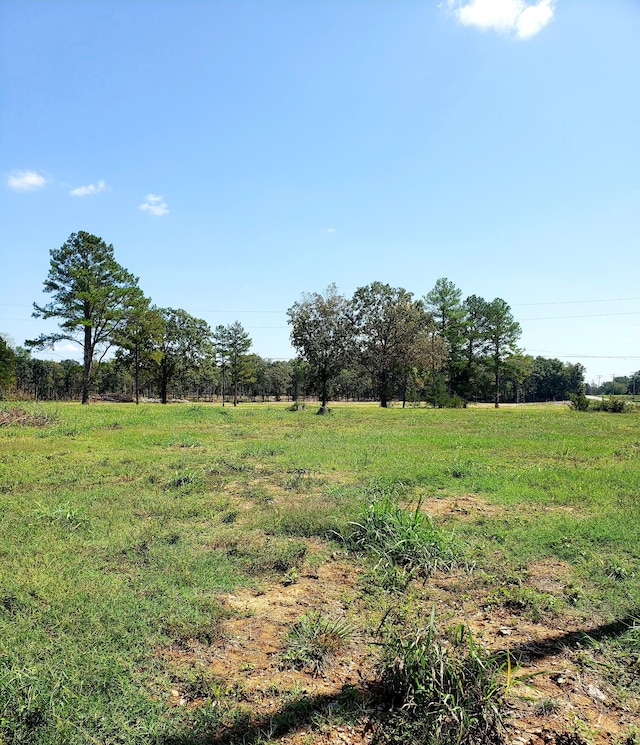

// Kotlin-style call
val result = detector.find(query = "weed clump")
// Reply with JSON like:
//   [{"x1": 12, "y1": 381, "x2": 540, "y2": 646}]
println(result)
[
  {"x1": 343, "y1": 495, "x2": 456, "y2": 579},
  {"x1": 280, "y1": 612, "x2": 355, "y2": 676},
  {"x1": 372, "y1": 609, "x2": 505, "y2": 745},
  {"x1": 581, "y1": 618, "x2": 640, "y2": 694}
]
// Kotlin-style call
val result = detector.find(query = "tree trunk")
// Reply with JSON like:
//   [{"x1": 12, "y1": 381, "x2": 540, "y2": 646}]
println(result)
[
  {"x1": 82, "y1": 325, "x2": 92, "y2": 404},
  {"x1": 379, "y1": 369, "x2": 389, "y2": 408},
  {"x1": 134, "y1": 343, "x2": 140, "y2": 405},
  {"x1": 160, "y1": 365, "x2": 168, "y2": 404},
  {"x1": 317, "y1": 374, "x2": 329, "y2": 414}
]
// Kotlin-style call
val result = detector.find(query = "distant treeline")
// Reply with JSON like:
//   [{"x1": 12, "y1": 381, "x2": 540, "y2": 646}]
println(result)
[
  {"x1": 4, "y1": 345, "x2": 590, "y2": 406},
  {"x1": 1, "y1": 231, "x2": 632, "y2": 406}
]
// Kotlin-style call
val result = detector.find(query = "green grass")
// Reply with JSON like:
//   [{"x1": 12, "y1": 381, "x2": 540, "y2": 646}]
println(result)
[{"x1": 1, "y1": 401, "x2": 639, "y2": 742}]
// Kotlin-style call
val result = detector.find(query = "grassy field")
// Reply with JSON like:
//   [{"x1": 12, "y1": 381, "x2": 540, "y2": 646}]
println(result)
[{"x1": 1, "y1": 402, "x2": 639, "y2": 744}]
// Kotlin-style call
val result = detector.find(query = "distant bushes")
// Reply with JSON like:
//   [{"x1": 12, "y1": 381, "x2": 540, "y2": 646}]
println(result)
[{"x1": 570, "y1": 393, "x2": 632, "y2": 413}]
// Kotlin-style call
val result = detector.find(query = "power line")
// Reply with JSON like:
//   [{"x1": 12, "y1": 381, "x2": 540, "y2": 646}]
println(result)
[
  {"x1": 521, "y1": 311, "x2": 640, "y2": 321},
  {"x1": 514, "y1": 297, "x2": 640, "y2": 306},
  {"x1": 524, "y1": 349, "x2": 640, "y2": 360}
]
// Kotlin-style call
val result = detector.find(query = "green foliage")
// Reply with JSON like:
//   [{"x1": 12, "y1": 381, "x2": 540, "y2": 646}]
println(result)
[
  {"x1": 351, "y1": 282, "x2": 441, "y2": 408},
  {"x1": 373, "y1": 609, "x2": 505, "y2": 745},
  {"x1": 590, "y1": 396, "x2": 631, "y2": 413},
  {"x1": 344, "y1": 494, "x2": 456, "y2": 578},
  {"x1": 580, "y1": 618, "x2": 640, "y2": 695},
  {"x1": 154, "y1": 307, "x2": 213, "y2": 403},
  {"x1": 27, "y1": 231, "x2": 143, "y2": 404},
  {"x1": 213, "y1": 321, "x2": 253, "y2": 406},
  {"x1": 484, "y1": 584, "x2": 558, "y2": 622},
  {"x1": 287, "y1": 284, "x2": 354, "y2": 408},
  {"x1": 224, "y1": 532, "x2": 308, "y2": 575},
  {"x1": 569, "y1": 391, "x2": 590, "y2": 410},
  {"x1": 0, "y1": 335, "x2": 16, "y2": 396}
]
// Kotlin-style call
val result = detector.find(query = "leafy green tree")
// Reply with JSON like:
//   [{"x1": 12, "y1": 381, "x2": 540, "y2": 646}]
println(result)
[
  {"x1": 57, "y1": 359, "x2": 83, "y2": 399},
  {"x1": 27, "y1": 231, "x2": 143, "y2": 403},
  {"x1": 481, "y1": 298, "x2": 521, "y2": 408},
  {"x1": 504, "y1": 354, "x2": 534, "y2": 403},
  {"x1": 153, "y1": 308, "x2": 212, "y2": 404},
  {"x1": 265, "y1": 360, "x2": 292, "y2": 401},
  {"x1": 0, "y1": 335, "x2": 16, "y2": 397},
  {"x1": 565, "y1": 363, "x2": 586, "y2": 397},
  {"x1": 289, "y1": 358, "x2": 309, "y2": 402},
  {"x1": 407, "y1": 325, "x2": 449, "y2": 407},
  {"x1": 351, "y1": 282, "x2": 430, "y2": 408},
  {"x1": 114, "y1": 301, "x2": 164, "y2": 404},
  {"x1": 287, "y1": 284, "x2": 354, "y2": 413}
]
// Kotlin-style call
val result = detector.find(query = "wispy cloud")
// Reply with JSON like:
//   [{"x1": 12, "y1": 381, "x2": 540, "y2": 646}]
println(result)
[
  {"x1": 140, "y1": 193, "x2": 169, "y2": 216},
  {"x1": 449, "y1": 0, "x2": 555, "y2": 39},
  {"x1": 7, "y1": 170, "x2": 47, "y2": 191},
  {"x1": 70, "y1": 179, "x2": 106, "y2": 197},
  {"x1": 325, "y1": 228, "x2": 336, "y2": 234}
]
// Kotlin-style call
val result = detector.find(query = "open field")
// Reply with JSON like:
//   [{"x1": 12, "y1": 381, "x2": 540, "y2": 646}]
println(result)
[{"x1": 1, "y1": 402, "x2": 639, "y2": 745}]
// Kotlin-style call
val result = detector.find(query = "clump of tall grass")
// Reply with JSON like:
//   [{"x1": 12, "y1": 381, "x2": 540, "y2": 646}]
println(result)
[
  {"x1": 279, "y1": 612, "x2": 355, "y2": 676},
  {"x1": 372, "y1": 608, "x2": 505, "y2": 745},
  {"x1": 342, "y1": 495, "x2": 456, "y2": 578}
]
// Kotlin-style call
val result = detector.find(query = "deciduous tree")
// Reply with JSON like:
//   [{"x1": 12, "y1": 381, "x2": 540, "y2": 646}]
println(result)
[
  {"x1": 287, "y1": 284, "x2": 353, "y2": 413},
  {"x1": 0, "y1": 335, "x2": 16, "y2": 397},
  {"x1": 351, "y1": 282, "x2": 430, "y2": 408},
  {"x1": 153, "y1": 308, "x2": 212, "y2": 404}
]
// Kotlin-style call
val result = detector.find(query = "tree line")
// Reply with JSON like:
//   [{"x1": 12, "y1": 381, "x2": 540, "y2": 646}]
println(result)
[
  {"x1": 0, "y1": 231, "x2": 594, "y2": 406},
  {"x1": 286, "y1": 280, "x2": 589, "y2": 410}
]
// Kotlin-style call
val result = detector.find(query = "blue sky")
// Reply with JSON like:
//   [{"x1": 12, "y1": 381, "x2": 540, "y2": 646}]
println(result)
[{"x1": 1, "y1": 0, "x2": 639, "y2": 385}]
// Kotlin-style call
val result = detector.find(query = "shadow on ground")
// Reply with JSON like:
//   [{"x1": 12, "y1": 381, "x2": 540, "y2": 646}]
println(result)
[{"x1": 159, "y1": 612, "x2": 640, "y2": 745}]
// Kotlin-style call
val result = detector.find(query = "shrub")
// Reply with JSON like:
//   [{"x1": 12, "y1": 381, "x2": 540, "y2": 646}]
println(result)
[
  {"x1": 569, "y1": 392, "x2": 589, "y2": 411},
  {"x1": 590, "y1": 397, "x2": 631, "y2": 413}
]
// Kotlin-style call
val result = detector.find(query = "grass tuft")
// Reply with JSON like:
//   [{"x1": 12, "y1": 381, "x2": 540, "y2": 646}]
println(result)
[
  {"x1": 280, "y1": 612, "x2": 355, "y2": 676},
  {"x1": 343, "y1": 494, "x2": 456, "y2": 578},
  {"x1": 372, "y1": 607, "x2": 505, "y2": 745}
]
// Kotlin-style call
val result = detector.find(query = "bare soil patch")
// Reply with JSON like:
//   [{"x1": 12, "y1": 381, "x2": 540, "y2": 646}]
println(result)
[{"x1": 158, "y1": 502, "x2": 639, "y2": 745}]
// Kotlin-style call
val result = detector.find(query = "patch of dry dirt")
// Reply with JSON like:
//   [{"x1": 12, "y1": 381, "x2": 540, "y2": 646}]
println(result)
[{"x1": 157, "y1": 499, "x2": 639, "y2": 745}]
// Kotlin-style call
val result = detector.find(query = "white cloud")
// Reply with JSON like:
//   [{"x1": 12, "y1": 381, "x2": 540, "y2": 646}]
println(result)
[
  {"x1": 449, "y1": 0, "x2": 555, "y2": 39},
  {"x1": 70, "y1": 179, "x2": 106, "y2": 197},
  {"x1": 515, "y1": 0, "x2": 555, "y2": 38},
  {"x1": 7, "y1": 170, "x2": 47, "y2": 191},
  {"x1": 325, "y1": 228, "x2": 336, "y2": 233},
  {"x1": 140, "y1": 193, "x2": 169, "y2": 216}
]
